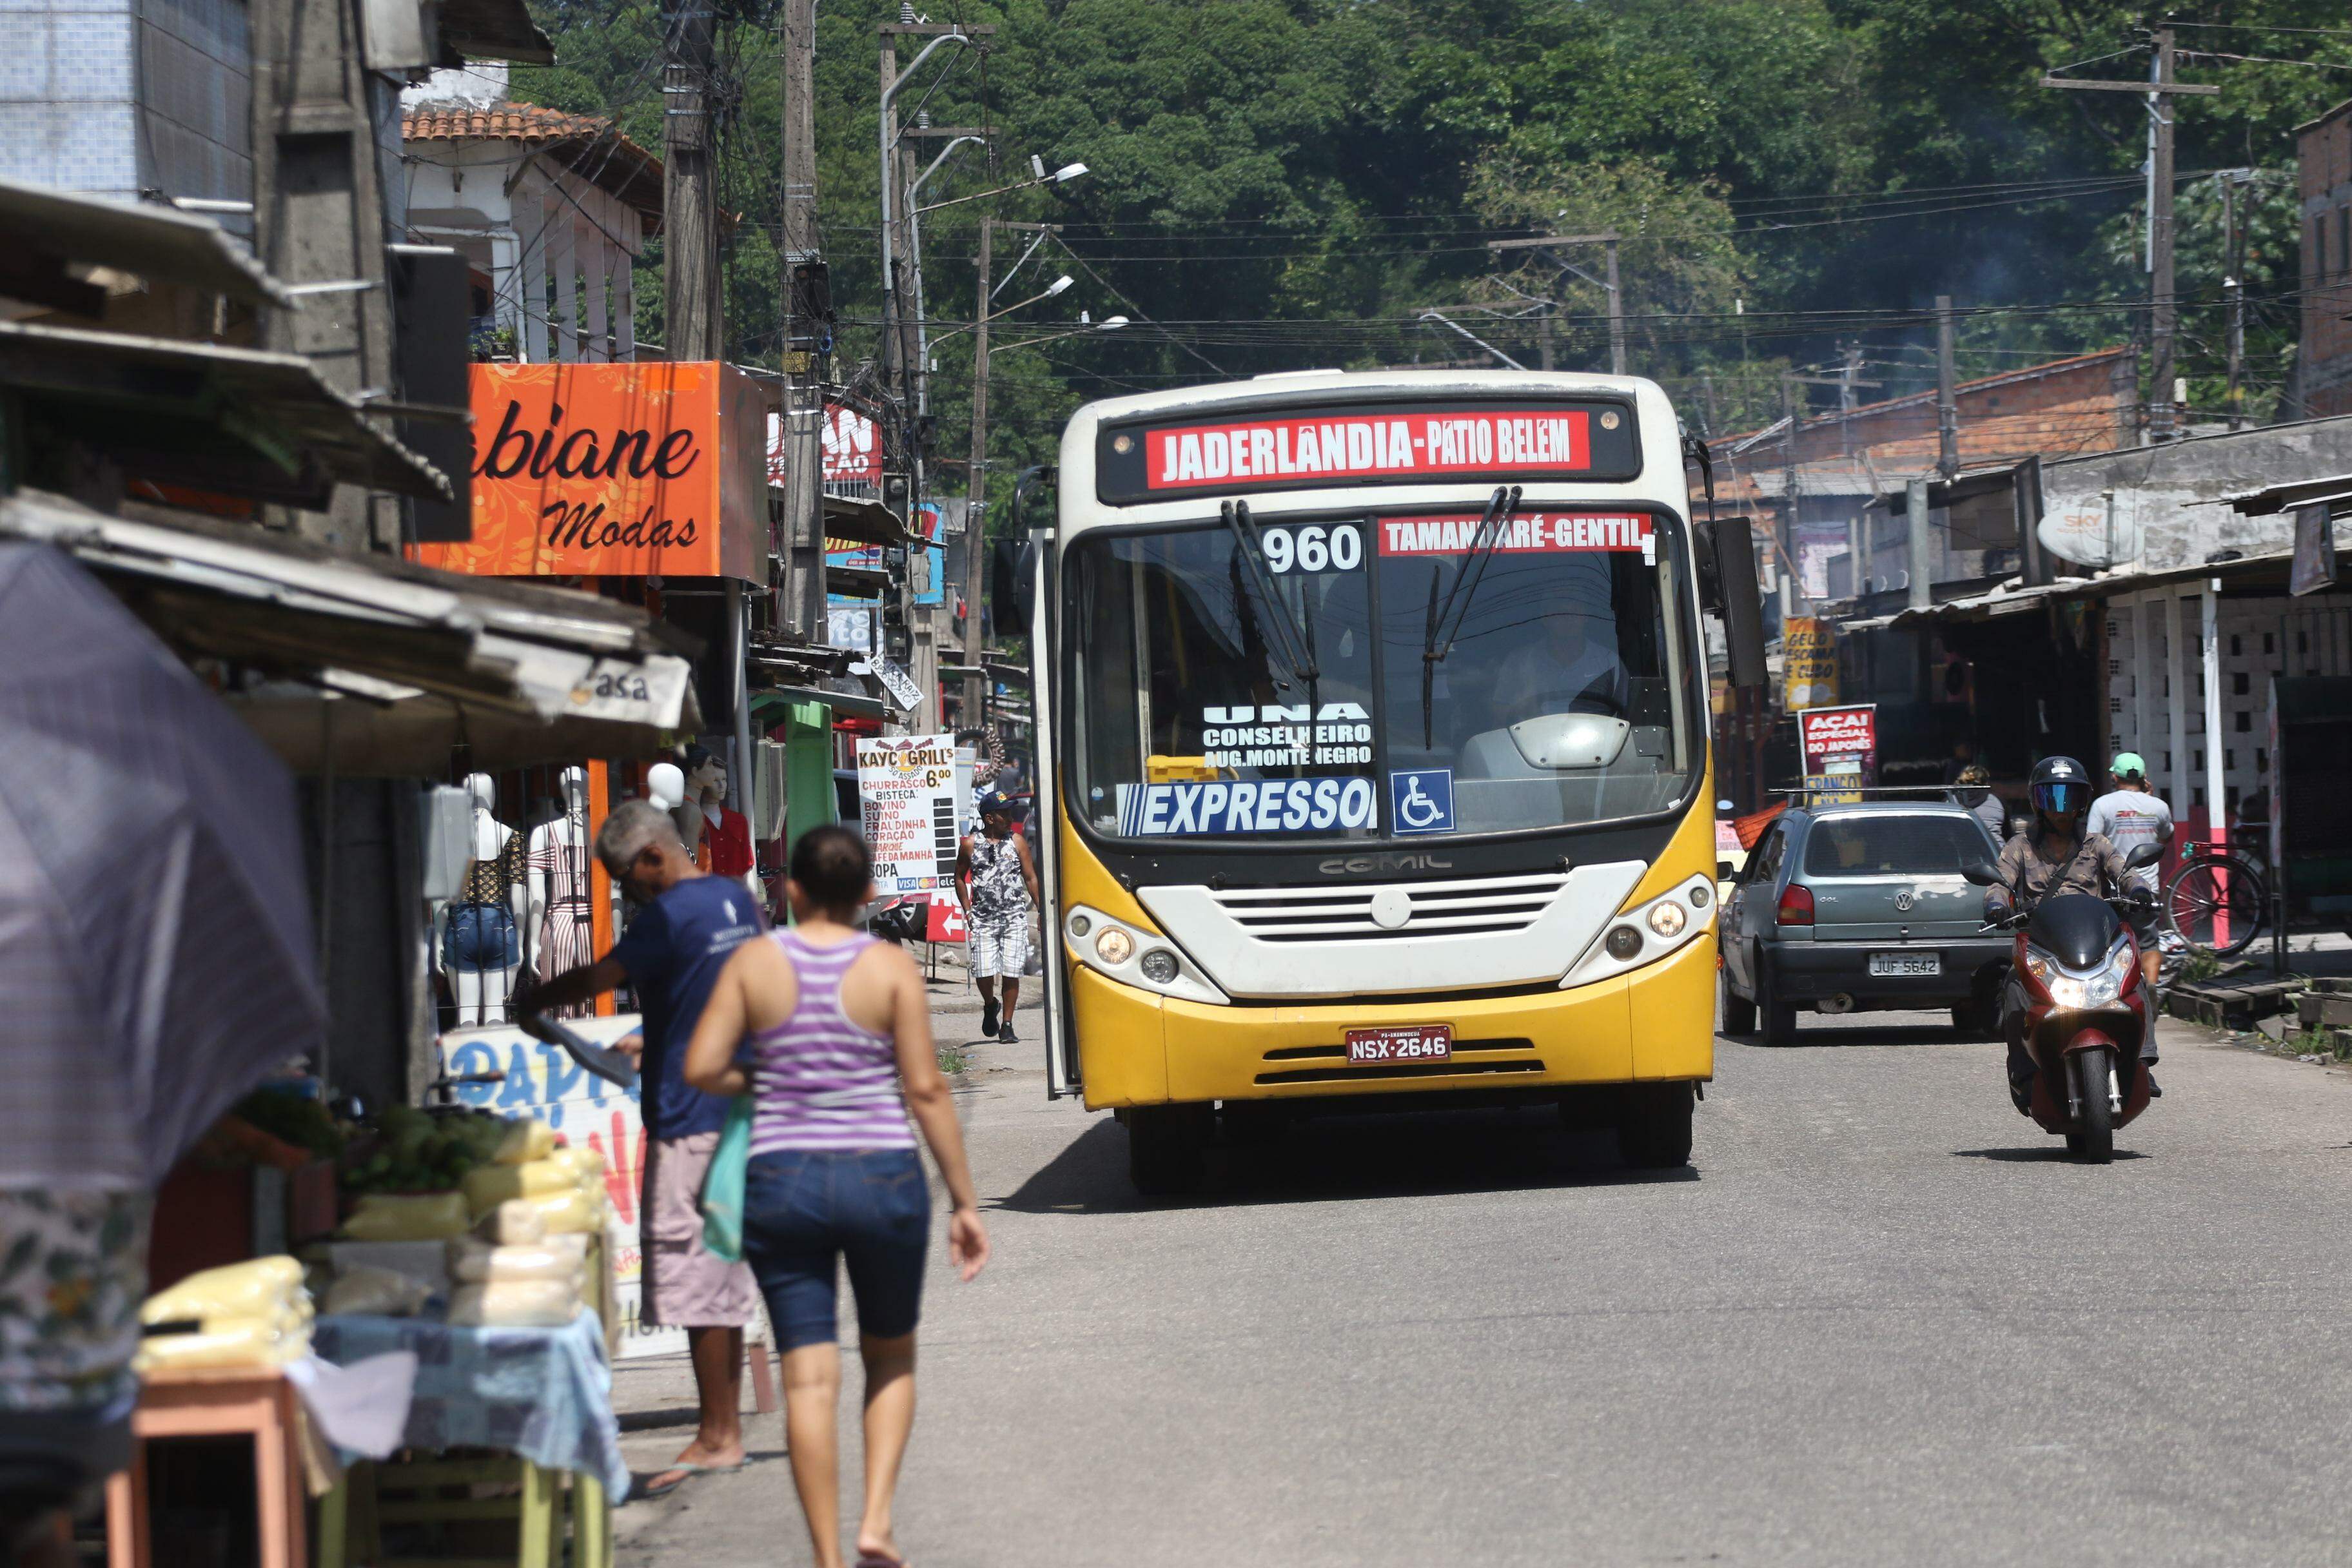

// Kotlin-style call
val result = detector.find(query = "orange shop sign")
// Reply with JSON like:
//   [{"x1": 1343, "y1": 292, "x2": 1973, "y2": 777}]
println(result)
[{"x1": 411, "y1": 362, "x2": 769, "y2": 582}]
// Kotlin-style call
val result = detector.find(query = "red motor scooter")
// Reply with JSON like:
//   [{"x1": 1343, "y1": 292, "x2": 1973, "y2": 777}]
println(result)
[{"x1": 1963, "y1": 843, "x2": 2164, "y2": 1164}]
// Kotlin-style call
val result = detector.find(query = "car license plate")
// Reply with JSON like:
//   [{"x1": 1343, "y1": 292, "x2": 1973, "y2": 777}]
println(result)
[
  {"x1": 1346, "y1": 1025, "x2": 1453, "y2": 1064},
  {"x1": 1868, "y1": 952, "x2": 1940, "y2": 977}
]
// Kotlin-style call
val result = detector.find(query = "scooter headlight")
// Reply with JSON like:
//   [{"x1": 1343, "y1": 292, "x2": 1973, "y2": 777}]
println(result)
[{"x1": 2082, "y1": 942, "x2": 2135, "y2": 1006}]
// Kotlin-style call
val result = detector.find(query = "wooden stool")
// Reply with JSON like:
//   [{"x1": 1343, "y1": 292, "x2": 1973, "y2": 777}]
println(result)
[
  {"x1": 317, "y1": 1455, "x2": 611, "y2": 1568},
  {"x1": 105, "y1": 1366, "x2": 311, "y2": 1568}
]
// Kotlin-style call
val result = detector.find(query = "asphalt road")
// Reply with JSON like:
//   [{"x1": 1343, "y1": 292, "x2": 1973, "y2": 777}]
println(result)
[{"x1": 620, "y1": 988, "x2": 2352, "y2": 1567}]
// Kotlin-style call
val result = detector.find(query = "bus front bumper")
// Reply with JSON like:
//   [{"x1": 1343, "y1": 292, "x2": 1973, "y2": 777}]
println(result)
[{"x1": 1071, "y1": 930, "x2": 1718, "y2": 1110}]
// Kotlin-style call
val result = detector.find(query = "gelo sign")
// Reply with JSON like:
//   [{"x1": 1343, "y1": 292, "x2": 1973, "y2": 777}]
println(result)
[{"x1": 414, "y1": 362, "x2": 767, "y2": 581}]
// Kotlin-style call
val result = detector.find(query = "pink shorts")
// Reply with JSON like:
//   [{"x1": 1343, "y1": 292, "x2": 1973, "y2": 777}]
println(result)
[{"x1": 640, "y1": 1132, "x2": 761, "y2": 1330}]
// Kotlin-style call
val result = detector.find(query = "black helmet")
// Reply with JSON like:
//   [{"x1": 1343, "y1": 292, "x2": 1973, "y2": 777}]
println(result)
[{"x1": 2028, "y1": 755, "x2": 2090, "y2": 823}]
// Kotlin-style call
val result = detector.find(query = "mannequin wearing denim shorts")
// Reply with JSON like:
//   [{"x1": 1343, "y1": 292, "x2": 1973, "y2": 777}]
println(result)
[{"x1": 436, "y1": 773, "x2": 527, "y2": 1027}]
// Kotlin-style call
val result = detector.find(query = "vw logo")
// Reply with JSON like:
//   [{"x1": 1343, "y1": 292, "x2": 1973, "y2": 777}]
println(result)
[
  {"x1": 1369, "y1": 887, "x2": 1413, "y2": 930},
  {"x1": 1894, "y1": 890, "x2": 1915, "y2": 912}
]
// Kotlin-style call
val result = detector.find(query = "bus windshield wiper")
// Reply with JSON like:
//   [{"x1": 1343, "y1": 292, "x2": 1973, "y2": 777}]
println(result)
[
  {"x1": 1221, "y1": 499, "x2": 1320, "y2": 687},
  {"x1": 1421, "y1": 485, "x2": 1520, "y2": 747}
]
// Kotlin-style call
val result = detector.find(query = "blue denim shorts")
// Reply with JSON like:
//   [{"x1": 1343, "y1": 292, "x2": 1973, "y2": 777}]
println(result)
[
  {"x1": 741, "y1": 1148, "x2": 930, "y2": 1351},
  {"x1": 442, "y1": 902, "x2": 518, "y2": 971}
]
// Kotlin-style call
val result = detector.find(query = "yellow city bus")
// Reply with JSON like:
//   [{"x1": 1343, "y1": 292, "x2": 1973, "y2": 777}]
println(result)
[{"x1": 1025, "y1": 369, "x2": 1763, "y2": 1192}]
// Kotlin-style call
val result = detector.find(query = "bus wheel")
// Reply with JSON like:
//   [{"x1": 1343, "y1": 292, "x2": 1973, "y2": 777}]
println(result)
[
  {"x1": 1616, "y1": 1083, "x2": 1694, "y2": 1170},
  {"x1": 1127, "y1": 1104, "x2": 1211, "y2": 1195}
]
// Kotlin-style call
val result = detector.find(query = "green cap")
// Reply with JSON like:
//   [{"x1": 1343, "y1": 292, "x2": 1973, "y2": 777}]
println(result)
[{"x1": 2111, "y1": 752, "x2": 2146, "y2": 779}]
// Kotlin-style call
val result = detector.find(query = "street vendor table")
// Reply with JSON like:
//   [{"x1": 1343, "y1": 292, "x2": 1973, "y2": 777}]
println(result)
[
  {"x1": 105, "y1": 1364, "x2": 328, "y2": 1568},
  {"x1": 310, "y1": 1311, "x2": 623, "y2": 1568}
]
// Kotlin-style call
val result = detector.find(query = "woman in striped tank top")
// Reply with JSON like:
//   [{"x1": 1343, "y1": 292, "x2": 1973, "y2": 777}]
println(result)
[{"x1": 685, "y1": 825, "x2": 988, "y2": 1568}]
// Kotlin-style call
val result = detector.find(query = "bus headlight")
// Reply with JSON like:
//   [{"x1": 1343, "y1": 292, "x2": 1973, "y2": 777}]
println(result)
[
  {"x1": 1562, "y1": 874, "x2": 1717, "y2": 989},
  {"x1": 1065, "y1": 905, "x2": 1229, "y2": 1005}
]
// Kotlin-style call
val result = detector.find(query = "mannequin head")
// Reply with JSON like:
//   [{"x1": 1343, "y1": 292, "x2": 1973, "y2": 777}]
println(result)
[
  {"x1": 558, "y1": 766, "x2": 587, "y2": 815},
  {"x1": 685, "y1": 743, "x2": 727, "y2": 807},
  {"x1": 646, "y1": 762, "x2": 685, "y2": 810},
  {"x1": 464, "y1": 772, "x2": 503, "y2": 859}
]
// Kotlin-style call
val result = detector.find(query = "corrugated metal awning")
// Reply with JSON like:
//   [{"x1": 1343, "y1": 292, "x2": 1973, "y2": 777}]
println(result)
[
  {"x1": 0, "y1": 491, "x2": 696, "y2": 772},
  {"x1": 0, "y1": 320, "x2": 449, "y2": 505}
]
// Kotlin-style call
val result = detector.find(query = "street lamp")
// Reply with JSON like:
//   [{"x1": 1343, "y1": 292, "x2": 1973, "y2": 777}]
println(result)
[
  {"x1": 1417, "y1": 308, "x2": 1528, "y2": 371},
  {"x1": 994, "y1": 315, "x2": 1128, "y2": 356},
  {"x1": 928, "y1": 275, "x2": 1076, "y2": 353},
  {"x1": 916, "y1": 162, "x2": 1090, "y2": 216},
  {"x1": 907, "y1": 135, "x2": 988, "y2": 419}
]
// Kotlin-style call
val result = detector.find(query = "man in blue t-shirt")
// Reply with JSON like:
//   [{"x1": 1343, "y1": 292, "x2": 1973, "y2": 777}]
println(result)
[{"x1": 523, "y1": 798, "x2": 764, "y2": 1497}]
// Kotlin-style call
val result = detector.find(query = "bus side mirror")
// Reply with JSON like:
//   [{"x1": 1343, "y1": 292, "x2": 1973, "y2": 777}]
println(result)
[
  {"x1": 989, "y1": 464, "x2": 1052, "y2": 637},
  {"x1": 1707, "y1": 516, "x2": 1769, "y2": 691}
]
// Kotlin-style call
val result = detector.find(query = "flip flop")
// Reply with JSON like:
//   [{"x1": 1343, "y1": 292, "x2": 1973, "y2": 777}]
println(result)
[
  {"x1": 855, "y1": 1553, "x2": 908, "y2": 1568},
  {"x1": 634, "y1": 1458, "x2": 747, "y2": 1500}
]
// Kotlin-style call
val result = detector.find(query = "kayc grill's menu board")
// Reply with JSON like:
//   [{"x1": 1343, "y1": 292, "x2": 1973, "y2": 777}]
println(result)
[
  {"x1": 1095, "y1": 398, "x2": 1641, "y2": 503},
  {"x1": 858, "y1": 734, "x2": 963, "y2": 895}
]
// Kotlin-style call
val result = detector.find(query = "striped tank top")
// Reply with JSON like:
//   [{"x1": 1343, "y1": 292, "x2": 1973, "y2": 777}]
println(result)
[{"x1": 747, "y1": 930, "x2": 916, "y2": 1155}]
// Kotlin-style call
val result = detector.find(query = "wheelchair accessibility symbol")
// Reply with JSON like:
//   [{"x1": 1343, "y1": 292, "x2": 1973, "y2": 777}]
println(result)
[{"x1": 1389, "y1": 769, "x2": 1455, "y2": 835}]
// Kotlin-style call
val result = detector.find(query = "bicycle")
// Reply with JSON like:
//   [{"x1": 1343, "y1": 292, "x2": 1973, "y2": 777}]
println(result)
[{"x1": 2161, "y1": 821, "x2": 2271, "y2": 959}]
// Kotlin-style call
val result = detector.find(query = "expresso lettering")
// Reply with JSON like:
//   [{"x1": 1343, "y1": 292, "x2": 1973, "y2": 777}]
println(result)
[
  {"x1": 476, "y1": 399, "x2": 700, "y2": 482},
  {"x1": 541, "y1": 499, "x2": 701, "y2": 551}
]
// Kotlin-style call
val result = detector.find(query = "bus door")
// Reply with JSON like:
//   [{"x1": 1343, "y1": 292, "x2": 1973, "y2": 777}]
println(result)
[{"x1": 1030, "y1": 524, "x2": 1080, "y2": 1098}]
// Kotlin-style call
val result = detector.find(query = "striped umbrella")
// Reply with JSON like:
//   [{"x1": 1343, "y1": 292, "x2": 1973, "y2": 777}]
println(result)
[{"x1": 0, "y1": 544, "x2": 323, "y2": 1188}]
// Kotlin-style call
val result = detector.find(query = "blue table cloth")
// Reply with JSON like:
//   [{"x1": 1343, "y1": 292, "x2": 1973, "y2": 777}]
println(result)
[{"x1": 311, "y1": 1310, "x2": 629, "y2": 1499}]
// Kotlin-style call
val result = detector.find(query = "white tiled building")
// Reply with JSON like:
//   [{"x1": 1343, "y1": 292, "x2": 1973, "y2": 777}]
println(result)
[{"x1": 400, "y1": 67, "x2": 661, "y2": 363}]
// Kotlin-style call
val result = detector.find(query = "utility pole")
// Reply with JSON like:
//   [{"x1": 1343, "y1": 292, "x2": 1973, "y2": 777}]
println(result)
[
  {"x1": 877, "y1": 19, "x2": 991, "y2": 735},
  {"x1": 2224, "y1": 172, "x2": 2246, "y2": 431},
  {"x1": 248, "y1": 0, "x2": 401, "y2": 553},
  {"x1": 1780, "y1": 374, "x2": 1802, "y2": 620},
  {"x1": 963, "y1": 214, "x2": 994, "y2": 736},
  {"x1": 2149, "y1": 26, "x2": 2177, "y2": 442},
  {"x1": 662, "y1": 0, "x2": 721, "y2": 360},
  {"x1": 2041, "y1": 31, "x2": 2215, "y2": 444},
  {"x1": 1935, "y1": 295, "x2": 1959, "y2": 479},
  {"x1": 1603, "y1": 236, "x2": 1625, "y2": 375},
  {"x1": 779, "y1": 0, "x2": 826, "y2": 640}
]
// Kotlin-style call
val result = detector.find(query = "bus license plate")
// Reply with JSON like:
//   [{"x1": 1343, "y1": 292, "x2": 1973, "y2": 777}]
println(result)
[
  {"x1": 1347, "y1": 1025, "x2": 1453, "y2": 1064},
  {"x1": 1868, "y1": 953, "x2": 1940, "y2": 977}
]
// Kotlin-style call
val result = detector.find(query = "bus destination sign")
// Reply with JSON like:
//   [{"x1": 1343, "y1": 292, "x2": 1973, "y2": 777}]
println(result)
[{"x1": 1095, "y1": 398, "x2": 1640, "y2": 503}]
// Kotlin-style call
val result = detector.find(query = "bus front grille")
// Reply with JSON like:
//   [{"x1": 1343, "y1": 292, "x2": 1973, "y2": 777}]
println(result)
[
  {"x1": 1206, "y1": 872, "x2": 1571, "y2": 942},
  {"x1": 1254, "y1": 1037, "x2": 1543, "y2": 1085}
]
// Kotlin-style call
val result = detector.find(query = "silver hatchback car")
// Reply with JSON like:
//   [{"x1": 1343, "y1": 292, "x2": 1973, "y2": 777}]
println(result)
[{"x1": 1718, "y1": 801, "x2": 2010, "y2": 1047}]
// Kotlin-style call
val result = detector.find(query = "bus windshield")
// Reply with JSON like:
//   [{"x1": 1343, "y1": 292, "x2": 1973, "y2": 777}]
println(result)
[{"x1": 1064, "y1": 508, "x2": 1694, "y2": 844}]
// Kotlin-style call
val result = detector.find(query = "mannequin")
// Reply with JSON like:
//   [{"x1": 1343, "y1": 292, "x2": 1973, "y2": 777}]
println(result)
[
  {"x1": 434, "y1": 773, "x2": 527, "y2": 1028},
  {"x1": 647, "y1": 761, "x2": 686, "y2": 813},
  {"x1": 527, "y1": 767, "x2": 596, "y2": 1018},
  {"x1": 687, "y1": 747, "x2": 759, "y2": 899}
]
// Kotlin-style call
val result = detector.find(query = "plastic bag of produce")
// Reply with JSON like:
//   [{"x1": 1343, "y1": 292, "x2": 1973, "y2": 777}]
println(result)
[
  {"x1": 322, "y1": 1264, "x2": 435, "y2": 1317},
  {"x1": 475, "y1": 1199, "x2": 548, "y2": 1246},
  {"x1": 446, "y1": 1237, "x2": 587, "y2": 1287},
  {"x1": 445, "y1": 1279, "x2": 580, "y2": 1328},
  {"x1": 510, "y1": 1186, "x2": 601, "y2": 1235},
  {"x1": 461, "y1": 1159, "x2": 574, "y2": 1215},
  {"x1": 341, "y1": 1191, "x2": 469, "y2": 1242},
  {"x1": 141, "y1": 1257, "x2": 304, "y2": 1327},
  {"x1": 489, "y1": 1117, "x2": 556, "y2": 1166},
  {"x1": 134, "y1": 1318, "x2": 310, "y2": 1373},
  {"x1": 548, "y1": 1144, "x2": 605, "y2": 1185}
]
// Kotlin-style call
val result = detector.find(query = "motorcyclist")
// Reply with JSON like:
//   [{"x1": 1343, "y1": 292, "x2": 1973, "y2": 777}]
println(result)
[{"x1": 1983, "y1": 755, "x2": 2159, "y2": 1110}]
